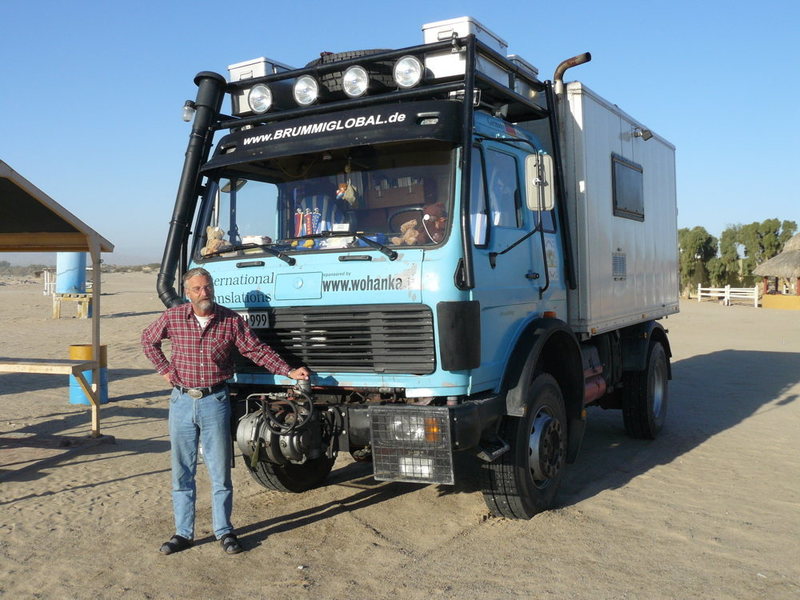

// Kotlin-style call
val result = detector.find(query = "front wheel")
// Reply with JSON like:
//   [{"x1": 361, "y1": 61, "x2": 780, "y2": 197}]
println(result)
[
  {"x1": 481, "y1": 373, "x2": 567, "y2": 519},
  {"x1": 622, "y1": 340, "x2": 669, "y2": 439},
  {"x1": 243, "y1": 455, "x2": 335, "y2": 493}
]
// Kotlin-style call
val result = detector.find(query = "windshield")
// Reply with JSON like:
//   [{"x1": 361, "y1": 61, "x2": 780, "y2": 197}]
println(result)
[{"x1": 195, "y1": 141, "x2": 454, "y2": 259}]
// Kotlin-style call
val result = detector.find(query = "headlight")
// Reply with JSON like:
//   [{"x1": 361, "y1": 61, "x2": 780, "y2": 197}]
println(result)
[
  {"x1": 247, "y1": 84, "x2": 272, "y2": 114},
  {"x1": 370, "y1": 406, "x2": 453, "y2": 484},
  {"x1": 342, "y1": 65, "x2": 369, "y2": 98},
  {"x1": 393, "y1": 55, "x2": 423, "y2": 88},
  {"x1": 293, "y1": 75, "x2": 319, "y2": 106},
  {"x1": 390, "y1": 416, "x2": 425, "y2": 441},
  {"x1": 388, "y1": 415, "x2": 442, "y2": 443}
]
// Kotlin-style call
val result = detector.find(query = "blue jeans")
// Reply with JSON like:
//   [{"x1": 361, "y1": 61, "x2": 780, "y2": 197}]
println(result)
[{"x1": 168, "y1": 387, "x2": 233, "y2": 540}]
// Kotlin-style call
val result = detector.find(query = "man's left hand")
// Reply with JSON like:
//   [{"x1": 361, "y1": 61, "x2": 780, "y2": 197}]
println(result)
[{"x1": 288, "y1": 366, "x2": 311, "y2": 380}]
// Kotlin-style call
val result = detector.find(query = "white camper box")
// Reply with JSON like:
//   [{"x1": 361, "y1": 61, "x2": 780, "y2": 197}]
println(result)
[{"x1": 558, "y1": 82, "x2": 679, "y2": 335}]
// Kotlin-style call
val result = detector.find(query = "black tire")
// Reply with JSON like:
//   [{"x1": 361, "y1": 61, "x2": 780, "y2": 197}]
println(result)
[
  {"x1": 622, "y1": 340, "x2": 668, "y2": 439},
  {"x1": 243, "y1": 455, "x2": 335, "y2": 493},
  {"x1": 481, "y1": 374, "x2": 567, "y2": 519},
  {"x1": 306, "y1": 50, "x2": 394, "y2": 93}
]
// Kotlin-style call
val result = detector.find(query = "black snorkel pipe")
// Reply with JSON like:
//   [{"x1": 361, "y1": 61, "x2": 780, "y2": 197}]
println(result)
[
  {"x1": 549, "y1": 52, "x2": 591, "y2": 291},
  {"x1": 157, "y1": 71, "x2": 227, "y2": 307}
]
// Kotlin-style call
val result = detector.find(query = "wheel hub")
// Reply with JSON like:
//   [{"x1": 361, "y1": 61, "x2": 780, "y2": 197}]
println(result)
[{"x1": 528, "y1": 410, "x2": 565, "y2": 483}]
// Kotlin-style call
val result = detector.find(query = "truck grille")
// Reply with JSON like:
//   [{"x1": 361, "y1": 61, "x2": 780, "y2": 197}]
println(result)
[{"x1": 238, "y1": 304, "x2": 435, "y2": 375}]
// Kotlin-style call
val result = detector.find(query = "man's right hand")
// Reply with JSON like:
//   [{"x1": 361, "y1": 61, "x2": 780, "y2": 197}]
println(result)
[
  {"x1": 288, "y1": 366, "x2": 311, "y2": 380},
  {"x1": 162, "y1": 374, "x2": 172, "y2": 386}
]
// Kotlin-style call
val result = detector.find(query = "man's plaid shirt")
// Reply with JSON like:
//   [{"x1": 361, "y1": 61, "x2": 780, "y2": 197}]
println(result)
[{"x1": 141, "y1": 302, "x2": 291, "y2": 388}]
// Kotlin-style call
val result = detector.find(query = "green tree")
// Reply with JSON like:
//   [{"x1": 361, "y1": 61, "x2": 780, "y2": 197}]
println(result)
[
  {"x1": 738, "y1": 219, "x2": 797, "y2": 284},
  {"x1": 678, "y1": 226, "x2": 717, "y2": 295},
  {"x1": 707, "y1": 225, "x2": 742, "y2": 286}
]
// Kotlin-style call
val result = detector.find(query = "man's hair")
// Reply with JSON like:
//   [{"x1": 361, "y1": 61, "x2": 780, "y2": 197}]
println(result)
[{"x1": 182, "y1": 267, "x2": 213, "y2": 285}]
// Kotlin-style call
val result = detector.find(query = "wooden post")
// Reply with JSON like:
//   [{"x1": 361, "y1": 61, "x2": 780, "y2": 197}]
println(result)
[{"x1": 89, "y1": 239, "x2": 102, "y2": 437}]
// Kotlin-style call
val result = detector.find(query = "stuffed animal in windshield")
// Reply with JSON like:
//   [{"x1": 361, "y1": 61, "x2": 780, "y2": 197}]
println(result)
[
  {"x1": 390, "y1": 219, "x2": 421, "y2": 246},
  {"x1": 420, "y1": 202, "x2": 447, "y2": 243},
  {"x1": 201, "y1": 226, "x2": 231, "y2": 256}
]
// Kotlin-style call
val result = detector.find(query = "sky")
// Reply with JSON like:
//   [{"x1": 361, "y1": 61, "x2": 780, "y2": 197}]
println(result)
[{"x1": 1, "y1": 0, "x2": 798, "y2": 265}]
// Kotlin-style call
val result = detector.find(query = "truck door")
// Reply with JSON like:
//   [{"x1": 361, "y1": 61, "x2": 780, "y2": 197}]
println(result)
[{"x1": 468, "y1": 143, "x2": 545, "y2": 393}]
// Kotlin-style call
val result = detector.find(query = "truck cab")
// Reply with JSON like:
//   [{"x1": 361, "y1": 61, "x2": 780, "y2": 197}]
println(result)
[{"x1": 158, "y1": 17, "x2": 677, "y2": 518}]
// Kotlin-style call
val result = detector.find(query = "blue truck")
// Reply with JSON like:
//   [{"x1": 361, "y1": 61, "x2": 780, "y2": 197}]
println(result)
[{"x1": 157, "y1": 17, "x2": 678, "y2": 518}]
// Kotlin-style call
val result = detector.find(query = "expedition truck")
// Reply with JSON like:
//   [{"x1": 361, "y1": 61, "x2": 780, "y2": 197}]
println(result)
[{"x1": 157, "y1": 17, "x2": 678, "y2": 519}]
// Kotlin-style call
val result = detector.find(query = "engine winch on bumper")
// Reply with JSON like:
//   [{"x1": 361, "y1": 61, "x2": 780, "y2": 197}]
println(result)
[{"x1": 236, "y1": 385, "x2": 340, "y2": 468}]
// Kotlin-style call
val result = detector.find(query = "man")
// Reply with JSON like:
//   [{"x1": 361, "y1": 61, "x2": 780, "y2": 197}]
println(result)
[{"x1": 141, "y1": 267, "x2": 309, "y2": 555}]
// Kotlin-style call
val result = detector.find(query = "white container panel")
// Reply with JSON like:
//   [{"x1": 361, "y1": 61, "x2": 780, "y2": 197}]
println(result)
[{"x1": 563, "y1": 82, "x2": 678, "y2": 334}]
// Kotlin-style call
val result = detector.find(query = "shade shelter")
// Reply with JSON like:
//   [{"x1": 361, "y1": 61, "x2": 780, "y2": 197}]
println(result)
[
  {"x1": 0, "y1": 160, "x2": 114, "y2": 436},
  {"x1": 753, "y1": 233, "x2": 800, "y2": 310}
]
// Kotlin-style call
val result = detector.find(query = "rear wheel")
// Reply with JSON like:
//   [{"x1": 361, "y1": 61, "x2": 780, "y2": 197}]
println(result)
[
  {"x1": 622, "y1": 340, "x2": 668, "y2": 439},
  {"x1": 243, "y1": 455, "x2": 335, "y2": 493},
  {"x1": 481, "y1": 374, "x2": 567, "y2": 519}
]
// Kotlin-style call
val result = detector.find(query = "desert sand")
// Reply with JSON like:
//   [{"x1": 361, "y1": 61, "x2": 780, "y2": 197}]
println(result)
[{"x1": 1, "y1": 272, "x2": 798, "y2": 600}]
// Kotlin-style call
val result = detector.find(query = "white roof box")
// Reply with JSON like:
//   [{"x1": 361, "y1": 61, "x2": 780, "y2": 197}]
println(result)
[
  {"x1": 227, "y1": 57, "x2": 294, "y2": 116},
  {"x1": 422, "y1": 17, "x2": 509, "y2": 87},
  {"x1": 227, "y1": 57, "x2": 293, "y2": 82},
  {"x1": 422, "y1": 17, "x2": 507, "y2": 53}
]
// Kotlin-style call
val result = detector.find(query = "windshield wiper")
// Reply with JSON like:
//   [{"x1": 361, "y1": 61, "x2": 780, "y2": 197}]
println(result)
[
  {"x1": 301, "y1": 231, "x2": 398, "y2": 261},
  {"x1": 204, "y1": 243, "x2": 296, "y2": 265}
]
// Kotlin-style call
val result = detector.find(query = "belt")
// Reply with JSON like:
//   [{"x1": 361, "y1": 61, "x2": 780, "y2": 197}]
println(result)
[{"x1": 176, "y1": 382, "x2": 228, "y2": 399}]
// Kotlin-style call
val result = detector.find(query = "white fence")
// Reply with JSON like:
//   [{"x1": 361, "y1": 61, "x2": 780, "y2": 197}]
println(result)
[
  {"x1": 41, "y1": 267, "x2": 93, "y2": 296},
  {"x1": 42, "y1": 269, "x2": 55, "y2": 296},
  {"x1": 697, "y1": 284, "x2": 759, "y2": 307}
]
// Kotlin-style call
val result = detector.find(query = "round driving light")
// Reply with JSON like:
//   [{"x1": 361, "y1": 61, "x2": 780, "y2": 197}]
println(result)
[
  {"x1": 247, "y1": 84, "x2": 272, "y2": 114},
  {"x1": 394, "y1": 55, "x2": 423, "y2": 88},
  {"x1": 342, "y1": 65, "x2": 369, "y2": 98},
  {"x1": 294, "y1": 75, "x2": 319, "y2": 106}
]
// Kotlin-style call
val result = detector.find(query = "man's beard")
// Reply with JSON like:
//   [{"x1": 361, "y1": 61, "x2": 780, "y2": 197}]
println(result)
[{"x1": 196, "y1": 299, "x2": 214, "y2": 312}]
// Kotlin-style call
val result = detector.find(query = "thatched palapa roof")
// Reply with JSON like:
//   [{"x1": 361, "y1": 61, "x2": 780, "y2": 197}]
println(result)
[{"x1": 753, "y1": 233, "x2": 800, "y2": 278}]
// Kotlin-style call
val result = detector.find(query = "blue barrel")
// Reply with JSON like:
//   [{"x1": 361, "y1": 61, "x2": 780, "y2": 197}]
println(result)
[
  {"x1": 56, "y1": 252, "x2": 87, "y2": 294},
  {"x1": 69, "y1": 345, "x2": 109, "y2": 405}
]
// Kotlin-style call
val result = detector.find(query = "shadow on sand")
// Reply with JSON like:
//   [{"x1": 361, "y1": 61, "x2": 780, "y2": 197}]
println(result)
[
  {"x1": 435, "y1": 349, "x2": 799, "y2": 508},
  {"x1": 558, "y1": 349, "x2": 799, "y2": 506}
]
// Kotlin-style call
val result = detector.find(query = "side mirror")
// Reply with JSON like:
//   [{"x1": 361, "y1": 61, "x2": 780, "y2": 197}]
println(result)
[{"x1": 525, "y1": 152, "x2": 554, "y2": 211}]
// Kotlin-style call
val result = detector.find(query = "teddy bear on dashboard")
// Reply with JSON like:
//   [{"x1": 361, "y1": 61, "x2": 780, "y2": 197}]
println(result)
[
  {"x1": 200, "y1": 226, "x2": 231, "y2": 256},
  {"x1": 390, "y1": 219, "x2": 421, "y2": 246}
]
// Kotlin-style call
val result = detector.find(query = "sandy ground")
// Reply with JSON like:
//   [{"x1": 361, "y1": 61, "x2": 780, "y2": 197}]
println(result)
[{"x1": 0, "y1": 271, "x2": 798, "y2": 600}]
